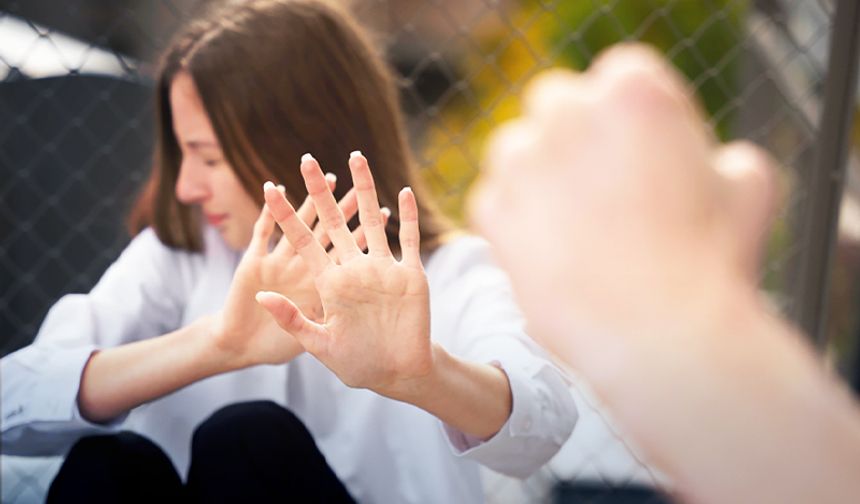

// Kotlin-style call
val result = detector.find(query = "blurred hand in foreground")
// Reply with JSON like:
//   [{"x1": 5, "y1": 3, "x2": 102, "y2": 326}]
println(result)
[
  {"x1": 471, "y1": 43, "x2": 776, "y2": 366},
  {"x1": 470, "y1": 43, "x2": 860, "y2": 504}
]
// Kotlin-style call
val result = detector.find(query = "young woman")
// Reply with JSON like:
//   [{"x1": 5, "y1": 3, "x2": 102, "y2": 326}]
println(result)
[{"x1": 1, "y1": 1, "x2": 576, "y2": 502}]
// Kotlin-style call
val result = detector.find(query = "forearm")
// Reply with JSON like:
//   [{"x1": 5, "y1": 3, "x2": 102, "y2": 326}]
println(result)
[
  {"x1": 77, "y1": 316, "x2": 234, "y2": 423},
  {"x1": 388, "y1": 344, "x2": 513, "y2": 440},
  {"x1": 591, "y1": 289, "x2": 860, "y2": 504},
  {"x1": 681, "y1": 308, "x2": 860, "y2": 504}
]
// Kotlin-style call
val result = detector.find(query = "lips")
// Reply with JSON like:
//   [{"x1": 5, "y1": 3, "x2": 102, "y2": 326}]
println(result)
[{"x1": 204, "y1": 212, "x2": 228, "y2": 227}]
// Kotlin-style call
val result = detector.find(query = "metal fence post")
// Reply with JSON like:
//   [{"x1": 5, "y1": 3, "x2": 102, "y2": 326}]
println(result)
[{"x1": 792, "y1": 0, "x2": 860, "y2": 347}]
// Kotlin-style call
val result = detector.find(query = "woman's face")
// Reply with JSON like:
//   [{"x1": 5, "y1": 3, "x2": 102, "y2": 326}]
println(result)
[{"x1": 170, "y1": 71, "x2": 260, "y2": 250}]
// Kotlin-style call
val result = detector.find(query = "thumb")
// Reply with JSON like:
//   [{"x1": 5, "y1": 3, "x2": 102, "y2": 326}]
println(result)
[{"x1": 256, "y1": 291, "x2": 326, "y2": 349}]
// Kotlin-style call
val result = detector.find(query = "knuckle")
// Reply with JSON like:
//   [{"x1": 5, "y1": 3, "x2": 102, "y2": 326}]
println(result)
[
  {"x1": 592, "y1": 42, "x2": 664, "y2": 75},
  {"x1": 291, "y1": 232, "x2": 314, "y2": 250},
  {"x1": 360, "y1": 214, "x2": 384, "y2": 228},
  {"x1": 321, "y1": 208, "x2": 344, "y2": 226},
  {"x1": 285, "y1": 305, "x2": 303, "y2": 328},
  {"x1": 723, "y1": 140, "x2": 775, "y2": 171},
  {"x1": 400, "y1": 235, "x2": 419, "y2": 250},
  {"x1": 354, "y1": 177, "x2": 375, "y2": 191}
]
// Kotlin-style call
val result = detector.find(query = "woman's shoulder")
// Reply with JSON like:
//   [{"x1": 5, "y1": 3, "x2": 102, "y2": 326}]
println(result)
[
  {"x1": 120, "y1": 226, "x2": 235, "y2": 272},
  {"x1": 122, "y1": 227, "x2": 195, "y2": 263},
  {"x1": 127, "y1": 226, "x2": 231, "y2": 255},
  {"x1": 90, "y1": 226, "x2": 237, "y2": 305},
  {"x1": 424, "y1": 233, "x2": 500, "y2": 283}
]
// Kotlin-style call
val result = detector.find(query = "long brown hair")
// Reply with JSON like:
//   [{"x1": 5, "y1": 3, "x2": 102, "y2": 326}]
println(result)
[{"x1": 129, "y1": 0, "x2": 452, "y2": 253}]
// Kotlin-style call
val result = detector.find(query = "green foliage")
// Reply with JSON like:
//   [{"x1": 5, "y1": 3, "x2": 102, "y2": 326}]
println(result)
[
  {"x1": 542, "y1": 0, "x2": 747, "y2": 139},
  {"x1": 418, "y1": 0, "x2": 748, "y2": 222}
]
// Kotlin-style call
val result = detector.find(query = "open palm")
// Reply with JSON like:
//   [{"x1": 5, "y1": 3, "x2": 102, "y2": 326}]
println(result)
[
  {"x1": 257, "y1": 153, "x2": 432, "y2": 397},
  {"x1": 216, "y1": 176, "x2": 384, "y2": 368}
]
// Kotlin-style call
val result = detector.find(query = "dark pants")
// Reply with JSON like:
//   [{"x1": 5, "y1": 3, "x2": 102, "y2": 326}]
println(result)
[{"x1": 47, "y1": 401, "x2": 355, "y2": 503}]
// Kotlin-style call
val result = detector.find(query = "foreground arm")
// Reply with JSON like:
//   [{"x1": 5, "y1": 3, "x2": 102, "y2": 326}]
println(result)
[
  {"x1": 620, "y1": 285, "x2": 860, "y2": 504},
  {"x1": 470, "y1": 43, "x2": 860, "y2": 503}
]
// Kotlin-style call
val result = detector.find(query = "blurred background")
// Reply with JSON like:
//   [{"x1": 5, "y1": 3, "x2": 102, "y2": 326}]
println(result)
[{"x1": 2, "y1": 0, "x2": 859, "y2": 502}]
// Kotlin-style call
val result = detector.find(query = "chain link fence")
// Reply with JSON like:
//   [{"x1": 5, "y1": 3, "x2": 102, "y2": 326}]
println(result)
[{"x1": 1, "y1": 0, "x2": 854, "y2": 502}]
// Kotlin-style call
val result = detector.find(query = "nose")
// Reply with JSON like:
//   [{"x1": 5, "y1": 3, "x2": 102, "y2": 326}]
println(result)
[{"x1": 175, "y1": 159, "x2": 211, "y2": 204}]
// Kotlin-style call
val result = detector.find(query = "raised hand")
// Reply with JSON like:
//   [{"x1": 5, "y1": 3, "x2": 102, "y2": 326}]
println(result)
[
  {"x1": 257, "y1": 152, "x2": 433, "y2": 399},
  {"x1": 467, "y1": 44, "x2": 860, "y2": 504},
  {"x1": 213, "y1": 174, "x2": 388, "y2": 369},
  {"x1": 470, "y1": 44, "x2": 777, "y2": 368}
]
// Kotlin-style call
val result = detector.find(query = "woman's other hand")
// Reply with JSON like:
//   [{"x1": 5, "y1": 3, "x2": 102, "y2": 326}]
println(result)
[{"x1": 212, "y1": 174, "x2": 389, "y2": 369}]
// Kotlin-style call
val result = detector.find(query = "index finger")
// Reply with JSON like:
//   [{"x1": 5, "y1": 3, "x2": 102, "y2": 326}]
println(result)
[{"x1": 263, "y1": 181, "x2": 332, "y2": 274}]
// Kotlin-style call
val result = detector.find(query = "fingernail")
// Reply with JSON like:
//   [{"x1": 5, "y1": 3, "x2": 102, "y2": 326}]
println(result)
[
  {"x1": 350, "y1": 150, "x2": 362, "y2": 159},
  {"x1": 325, "y1": 172, "x2": 337, "y2": 183},
  {"x1": 381, "y1": 207, "x2": 391, "y2": 217},
  {"x1": 256, "y1": 290, "x2": 278, "y2": 300},
  {"x1": 301, "y1": 153, "x2": 315, "y2": 162},
  {"x1": 263, "y1": 181, "x2": 276, "y2": 191},
  {"x1": 402, "y1": 186, "x2": 412, "y2": 193},
  {"x1": 277, "y1": 184, "x2": 286, "y2": 194}
]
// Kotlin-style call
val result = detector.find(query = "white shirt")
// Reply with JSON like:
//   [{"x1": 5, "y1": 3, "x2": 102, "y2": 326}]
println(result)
[{"x1": 1, "y1": 226, "x2": 577, "y2": 503}]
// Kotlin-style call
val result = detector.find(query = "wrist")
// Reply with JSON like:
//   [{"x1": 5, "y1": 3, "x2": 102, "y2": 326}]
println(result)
[
  {"x1": 194, "y1": 314, "x2": 249, "y2": 374},
  {"x1": 380, "y1": 343, "x2": 513, "y2": 439},
  {"x1": 563, "y1": 269, "x2": 763, "y2": 389},
  {"x1": 378, "y1": 343, "x2": 449, "y2": 404}
]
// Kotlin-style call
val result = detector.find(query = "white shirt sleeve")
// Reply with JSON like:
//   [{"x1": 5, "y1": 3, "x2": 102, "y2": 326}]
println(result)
[
  {"x1": 427, "y1": 236, "x2": 578, "y2": 478},
  {"x1": 1, "y1": 229, "x2": 194, "y2": 455}
]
